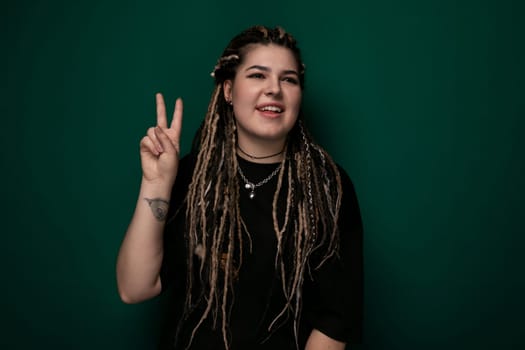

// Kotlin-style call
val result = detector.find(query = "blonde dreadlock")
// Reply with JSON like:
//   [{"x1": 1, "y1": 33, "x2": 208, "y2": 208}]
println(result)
[{"x1": 179, "y1": 26, "x2": 342, "y2": 350}]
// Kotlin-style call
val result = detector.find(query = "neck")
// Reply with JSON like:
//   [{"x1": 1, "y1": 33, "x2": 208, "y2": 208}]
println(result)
[{"x1": 236, "y1": 138, "x2": 286, "y2": 164}]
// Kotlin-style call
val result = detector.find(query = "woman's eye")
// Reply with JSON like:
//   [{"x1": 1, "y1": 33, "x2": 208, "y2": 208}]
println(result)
[
  {"x1": 283, "y1": 77, "x2": 299, "y2": 85},
  {"x1": 248, "y1": 73, "x2": 265, "y2": 79}
]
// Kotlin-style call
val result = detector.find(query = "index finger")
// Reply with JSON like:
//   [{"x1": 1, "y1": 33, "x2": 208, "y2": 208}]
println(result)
[{"x1": 156, "y1": 93, "x2": 168, "y2": 128}]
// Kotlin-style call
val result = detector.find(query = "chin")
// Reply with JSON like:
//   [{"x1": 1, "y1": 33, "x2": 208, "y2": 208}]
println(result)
[{"x1": 257, "y1": 127, "x2": 292, "y2": 139}]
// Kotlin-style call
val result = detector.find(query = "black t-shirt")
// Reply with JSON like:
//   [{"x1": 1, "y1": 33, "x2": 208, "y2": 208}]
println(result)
[{"x1": 159, "y1": 154, "x2": 363, "y2": 349}]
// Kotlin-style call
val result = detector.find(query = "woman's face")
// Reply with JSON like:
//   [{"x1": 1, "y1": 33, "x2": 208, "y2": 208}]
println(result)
[{"x1": 224, "y1": 44, "x2": 302, "y2": 147}]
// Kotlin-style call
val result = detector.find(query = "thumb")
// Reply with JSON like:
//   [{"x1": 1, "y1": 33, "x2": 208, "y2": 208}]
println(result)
[{"x1": 154, "y1": 126, "x2": 177, "y2": 154}]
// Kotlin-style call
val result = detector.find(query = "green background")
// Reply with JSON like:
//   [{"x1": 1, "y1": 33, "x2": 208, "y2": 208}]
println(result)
[{"x1": 4, "y1": 0, "x2": 524, "y2": 349}]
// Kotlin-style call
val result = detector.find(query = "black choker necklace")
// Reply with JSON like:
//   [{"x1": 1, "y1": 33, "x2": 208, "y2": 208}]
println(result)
[{"x1": 237, "y1": 145, "x2": 284, "y2": 160}]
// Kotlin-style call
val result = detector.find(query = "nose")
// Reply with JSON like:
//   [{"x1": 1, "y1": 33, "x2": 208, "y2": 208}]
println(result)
[{"x1": 264, "y1": 76, "x2": 282, "y2": 97}]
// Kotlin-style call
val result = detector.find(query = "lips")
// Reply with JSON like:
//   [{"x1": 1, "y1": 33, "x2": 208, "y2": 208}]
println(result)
[{"x1": 256, "y1": 103, "x2": 285, "y2": 117}]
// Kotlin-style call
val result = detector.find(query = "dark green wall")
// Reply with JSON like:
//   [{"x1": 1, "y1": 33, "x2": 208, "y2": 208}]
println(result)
[{"x1": 4, "y1": 0, "x2": 523, "y2": 348}]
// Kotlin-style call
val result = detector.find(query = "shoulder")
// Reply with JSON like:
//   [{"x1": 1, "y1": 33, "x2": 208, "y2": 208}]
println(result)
[
  {"x1": 335, "y1": 163, "x2": 352, "y2": 185},
  {"x1": 167, "y1": 153, "x2": 197, "y2": 212},
  {"x1": 335, "y1": 163, "x2": 359, "y2": 203},
  {"x1": 334, "y1": 163, "x2": 363, "y2": 244},
  {"x1": 178, "y1": 152, "x2": 198, "y2": 181}
]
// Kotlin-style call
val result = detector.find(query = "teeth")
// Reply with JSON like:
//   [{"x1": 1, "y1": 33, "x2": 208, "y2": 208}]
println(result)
[{"x1": 259, "y1": 106, "x2": 282, "y2": 112}]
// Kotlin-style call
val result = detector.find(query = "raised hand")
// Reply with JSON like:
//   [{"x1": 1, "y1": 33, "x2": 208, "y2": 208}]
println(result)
[{"x1": 139, "y1": 93, "x2": 183, "y2": 186}]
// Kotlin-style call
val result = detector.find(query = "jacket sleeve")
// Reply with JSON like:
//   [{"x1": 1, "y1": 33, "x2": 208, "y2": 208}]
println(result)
[
  {"x1": 305, "y1": 166, "x2": 364, "y2": 343},
  {"x1": 159, "y1": 154, "x2": 195, "y2": 292}
]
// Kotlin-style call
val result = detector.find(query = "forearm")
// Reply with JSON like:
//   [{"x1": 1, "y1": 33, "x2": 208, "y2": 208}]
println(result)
[
  {"x1": 305, "y1": 329, "x2": 346, "y2": 350},
  {"x1": 116, "y1": 178, "x2": 173, "y2": 303}
]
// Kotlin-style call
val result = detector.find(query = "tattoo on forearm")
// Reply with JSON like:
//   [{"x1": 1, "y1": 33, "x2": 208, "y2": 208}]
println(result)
[{"x1": 144, "y1": 198, "x2": 169, "y2": 221}]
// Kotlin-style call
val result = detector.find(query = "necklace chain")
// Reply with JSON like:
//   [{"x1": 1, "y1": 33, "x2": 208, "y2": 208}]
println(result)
[
  {"x1": 237, "y1": 145, "x2": 284, "y2": 160},
  {"x1": 237, "y1": 163, "x2": 282, "y2": 199}
]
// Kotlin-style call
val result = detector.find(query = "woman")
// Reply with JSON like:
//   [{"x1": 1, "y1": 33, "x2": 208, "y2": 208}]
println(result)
[{"x1": 116, "y1": 26, "x2": 363, "y2": 350}]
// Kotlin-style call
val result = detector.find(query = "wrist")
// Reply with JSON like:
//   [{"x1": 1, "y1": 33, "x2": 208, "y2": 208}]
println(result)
[
  {"x1": 139, "y1": 177, "x2": 174, "y2": 198},
  {"x1": 138, "y1": 179, "x2": 173, "y2": 222}
]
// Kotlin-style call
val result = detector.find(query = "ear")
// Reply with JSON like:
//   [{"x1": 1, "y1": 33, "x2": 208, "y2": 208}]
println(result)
[{"x1": 223, "y1": 80, "x2": 233, "y2": 102}]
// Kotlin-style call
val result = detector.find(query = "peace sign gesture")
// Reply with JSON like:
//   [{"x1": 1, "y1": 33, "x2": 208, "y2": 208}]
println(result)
[{"x1": 139, "y1": 93, "x2": 183, "y2": 187}]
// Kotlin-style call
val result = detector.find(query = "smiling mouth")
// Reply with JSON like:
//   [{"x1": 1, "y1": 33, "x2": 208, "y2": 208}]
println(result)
[{"x1": 257, "y1": 105, "x2": 284, "y2": 113}]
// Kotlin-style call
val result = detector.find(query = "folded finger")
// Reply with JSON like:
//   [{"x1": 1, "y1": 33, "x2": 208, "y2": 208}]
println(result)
[
  {"x1": 147, "y1": 126, "x2": 164, "y2": 153},
  {"x1": 140, "y1": 136, "x2": 160, "y2": 156}
]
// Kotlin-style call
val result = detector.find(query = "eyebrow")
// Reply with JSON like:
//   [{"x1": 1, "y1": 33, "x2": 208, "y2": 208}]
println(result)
[{"x1": 245, "y1": 65, "x2": 299, "y2": 76}]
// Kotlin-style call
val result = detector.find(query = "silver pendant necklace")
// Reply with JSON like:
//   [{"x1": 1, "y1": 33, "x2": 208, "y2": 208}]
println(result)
[{"x1": 237, "y1": 163, "x2": 282, "y2": 199}]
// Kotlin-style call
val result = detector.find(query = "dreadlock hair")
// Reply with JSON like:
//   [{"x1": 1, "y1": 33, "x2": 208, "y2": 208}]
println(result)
[{"x1": 180, "y1": 25, "x2": 343, "y2": 350}]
